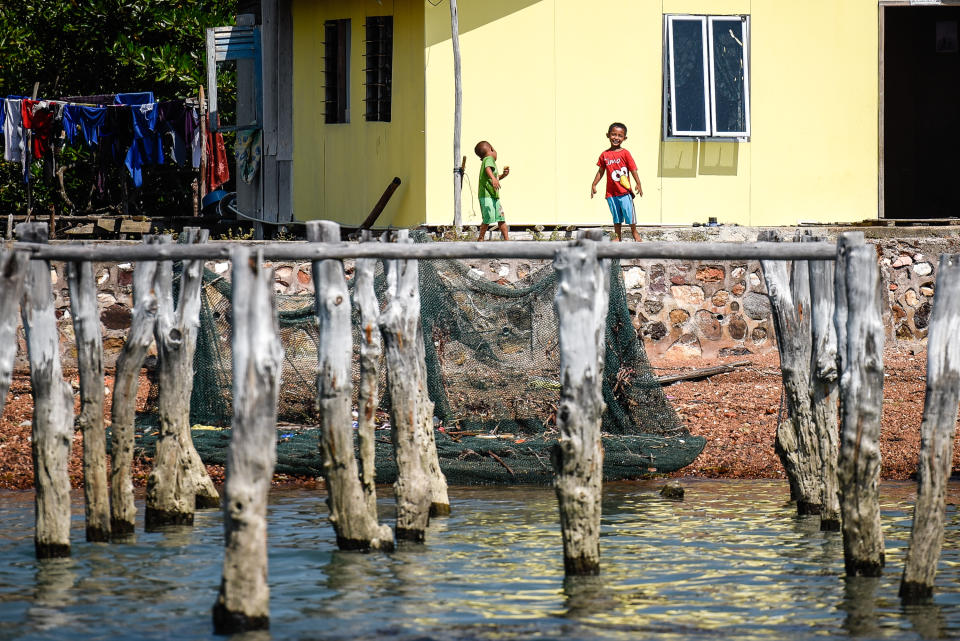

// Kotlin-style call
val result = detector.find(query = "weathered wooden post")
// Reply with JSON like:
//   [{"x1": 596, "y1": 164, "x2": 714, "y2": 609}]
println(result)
[
  {"x1": 146, "y1": 228, "x2": 219, "y2": 529},
  {"x1": 309, "y1": 221, "x2": 393, "y2": 551},
  {"x1": 552, "y1": 230, "x2": 609, "y2": 576},
  {"x1": 759, "y1": 230, "x2": 821, "y2": 515},
  {"x1": 213, "y1": 247, "x2": 284, "y2": 633},
  {"x1": 808, "y1": 246, "x2": 841, "y2": 531},
  {"x1": 835, "y1": 232, "x2": 885, "y2": 576},
  {"x1": 355, "y1": 230, "x2": 381, "y2": 518},
  {"x1": 66, "y1": 255, "x2": 110, "y2": 542},
  {"x1": 380, "y1": 230, "x2": 437, "y2": 541},
  {"x1": 110, "y1": 236, "x2": 161, "y2": 538},
  {"x1": 0, "y1": 247, "x2": 28, "y2": 414},
  {"x1": 17, "y1": 223, "x2": 73, "y2": 558},
  {"x1": 900, "y1": 254, "x2": 960, "y2": 602}
]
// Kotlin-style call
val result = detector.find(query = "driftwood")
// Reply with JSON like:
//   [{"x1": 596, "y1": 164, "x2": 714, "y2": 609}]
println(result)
[
  {"x1": 656, "y1": 360, "x2": 750, "y2": 385},
  {"x1": 110, "y1": 236, "x2": 161, "y2": 538},
  {"x1": 835, "y1": 233, "x2": 885, "y2": 576},
  {"x1": 808, "y1": 252, "x2": 841, "y2": 531},
  {"x1": 146, "y1": 228, "x2": 219, "y2": 529},
  {"x1": 900, "y1": 254, "x2": 960, "y2": 602},
  {"x1": 18, "y1": 223, "x2": 73, "y2": 558},
  {"x1": 12, "y1": 240, "x2": 839, "y2": 263},
  {"x1": 380, "y1": 230, "x2": 435, "y2": 541},
  {"x1": 66, "y1": 255, "x2": 110, "y2": 542},
  {"x1": 309, "y1": 221, "x2": 393, "y2": 551},
  {"x1": 213, "y1": 247, "x2": 284, "y2": 633},
  {"x1": 759, "y1": 230, "x2": 821, "y2": 515},
  {"x1": 354, "y1": 230, "x2": 381, "y2": 518},
  {"x1": 552, "y1": 230, "x2": 609, "y2": 576},
  {"x1": 0, "y1": 248, "x2": 28, "y2": 415}
]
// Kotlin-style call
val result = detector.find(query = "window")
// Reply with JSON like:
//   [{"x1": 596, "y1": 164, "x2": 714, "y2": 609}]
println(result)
[
  {"x1": 664, "y1": 15, "x2": 750, "y2": 139},
  {"x1": 324, "y1": 19, "x2": 350, "y2": 123},
  {"x1": 364, "y1": 16, "x2": 393, "y2": 122}
]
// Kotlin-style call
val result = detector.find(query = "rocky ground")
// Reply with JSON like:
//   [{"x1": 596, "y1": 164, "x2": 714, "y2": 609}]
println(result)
[{"x1": 0, "y1": 342, "x2": 948, "y2": 490}]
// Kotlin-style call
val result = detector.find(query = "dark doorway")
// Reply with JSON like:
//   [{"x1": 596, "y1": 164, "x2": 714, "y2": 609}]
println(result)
[{"x1": 884, "y1": 6, "x2": 960, "y2": 219}]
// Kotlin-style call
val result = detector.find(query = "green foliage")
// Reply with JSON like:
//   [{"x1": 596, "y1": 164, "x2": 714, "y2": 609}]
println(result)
[
  {"x1": 217, "y1": 226, "x2": 254, "y2": 240},
  {"x1": 0, "y1": 0, "x2": 236, "y2": 218}
]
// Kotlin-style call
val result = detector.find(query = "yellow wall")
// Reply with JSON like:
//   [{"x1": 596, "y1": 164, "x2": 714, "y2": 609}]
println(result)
[
  {"x1": 292, "y1": 0, "x2": 425, "y2": 227},
  {"x1": 424, "y1": 0, "x2": 880, "y2": 227}
]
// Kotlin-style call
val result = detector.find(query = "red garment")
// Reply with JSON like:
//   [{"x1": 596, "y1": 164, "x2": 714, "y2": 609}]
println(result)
[
  {"x1": 20, "y1": 99, "x2": 55, "y2": 159},
  {"x1": 206, "y1": 129, "x2": 230, "y2": 190},
  {"x1": 597, "y1": 148, "x2": 637, "y2": 198}
]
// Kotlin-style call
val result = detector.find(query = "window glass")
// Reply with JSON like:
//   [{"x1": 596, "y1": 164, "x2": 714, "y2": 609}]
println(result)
[
  {"x1": 324, "y1": 19, "x2": 350, "y2": 124},
  {"x1": 364, "y1": 16, "x2": 393, "y2": 122},
  {"x1": 710, "y1": 17, "x2": 748, "y2": 136},
  {"x1": 669, "y1": 17, "x2": 709, "y2": 135}
]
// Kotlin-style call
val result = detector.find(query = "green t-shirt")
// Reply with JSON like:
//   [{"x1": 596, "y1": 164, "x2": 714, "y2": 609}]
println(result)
[{"x1": 478, "y1": 155, "x2": 499, "y2": 200}]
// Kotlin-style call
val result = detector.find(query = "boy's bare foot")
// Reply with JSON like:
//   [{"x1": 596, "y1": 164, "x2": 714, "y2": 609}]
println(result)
[{"x1": 632, "y1": 233, "x2": 642, "y2": 242}]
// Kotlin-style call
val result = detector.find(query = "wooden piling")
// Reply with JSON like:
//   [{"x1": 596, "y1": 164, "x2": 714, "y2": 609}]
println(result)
[
  {"x1": 809, "y1": 251, "x2": 841, "y2": 531},
  {"x1": 0, "y1": 248, "x2": 28, "y2": 415},
  {"x1": 17, "y1": 223, "x2": 73, "y2": 558},
  {"x1": 758, "y1": 230, "x2": 821, "y2": 515},
  {"x1": 66, "y1": 255, "x2": 110, "y2": 542},
  {"x1": 355, "y1": 230, "x2": 381, "y2": 518},
  {"x1": 146, "y1": 228, "x2": 219, "y2": 529},
  {"x1": 900, "y1": 254, "x2": 960, "y2": 602},
  {"x1": 110, "y1": 236, "x2": 161, "y2": 538},
  {"x1": 835, "y1": 233, "x2": 885, "y2": 576},
  {"x1": 213, "y1": 247, "x2": 283, "y2": 633},
  {"x1": 552, "y1": 230, "x2": 609, "y2": 576},
  {"x1": 380, "y1": 230, "x2": 436, "y2": 542},
  {"x1": 309, "y1": 221, "x2": 393, "y2": 551}
]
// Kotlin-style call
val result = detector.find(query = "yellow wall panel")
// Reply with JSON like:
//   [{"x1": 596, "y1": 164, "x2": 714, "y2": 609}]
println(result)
[
  {"x1": 292, "y1": 0, "x2": 425, "y2": 227},
  {"x1": 295, "y1": 0, "x2": 881, "y2": 227}
]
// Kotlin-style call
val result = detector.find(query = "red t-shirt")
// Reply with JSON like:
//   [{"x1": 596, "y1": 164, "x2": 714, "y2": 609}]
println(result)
[{"x1": 597, "y1": 148, "x2": 637, "y2": 198}]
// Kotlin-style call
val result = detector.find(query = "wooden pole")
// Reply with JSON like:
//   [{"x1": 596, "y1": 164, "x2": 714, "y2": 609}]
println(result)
[
  {"x1": 380, "y1": 230, "x2": 435, "y2": 541},
  {"x1": 900, "y1": 253, "x2": 960, "y2": 602},
  {"x1": 11, "y1": 240, "x2": 840, "y2": 263},
  {"x1": 17, "y1": 222, "x2": 74, "y2": 558},
  {"x1": 66, "y1": 254, "x2": 110, "y2": 542},
  {"x1": 213, "y1": 246, "x2": 283, "y2": 633},
  {"x1": 808, "y1": 252, "x2": 841, "y2": 531},
  {"x1": 355, "y1": 230, "x2": 382, "y2": 517},
  {"x1": 552, "y1": 229, "x2": 609, "y2": 576},
  {"x1": 146, "y1": 228, "x2": 219, "y2": 529},
  {"x1": 359, "y1": 177, "x2": 402, "y2": 231},
  {"x1": 450, "y1": 0, "x2": 463, "y2": 231},
  {"x1": 835, "y1": 233, "x2": 885, "y2": 576},
  {"x1": 0, "y1": 248, "x2": 28, "y2": 416},
  {"x1": 758, "y1": 230, "x2": 821, "y2": 515},
  {"x1": 309, "y1": 221, "x2": 393, "y2": 551},
  {"x1": 110, "y1": 236, "x2": 161, "y2": 538}
]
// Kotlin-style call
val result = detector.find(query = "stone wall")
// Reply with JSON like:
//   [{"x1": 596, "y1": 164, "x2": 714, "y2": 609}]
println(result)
[{"x1": 14, "y1": 227, "x2": 960, "y2": 371}]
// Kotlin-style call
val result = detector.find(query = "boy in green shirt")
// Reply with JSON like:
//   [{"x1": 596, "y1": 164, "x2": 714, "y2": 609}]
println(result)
[{"x1": 474, "y1": 140, "x2": 510, "y2": 241}]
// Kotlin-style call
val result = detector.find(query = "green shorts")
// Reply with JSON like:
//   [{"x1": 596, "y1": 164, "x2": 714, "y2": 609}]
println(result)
[{"x1": 478, "y1": 197, "x2": 505, "y2": 225}]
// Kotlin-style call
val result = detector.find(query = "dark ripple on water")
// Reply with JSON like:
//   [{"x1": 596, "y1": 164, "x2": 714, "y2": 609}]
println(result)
[{"x1": 1, "y1": 480, "x2": 960, "y2": 640}]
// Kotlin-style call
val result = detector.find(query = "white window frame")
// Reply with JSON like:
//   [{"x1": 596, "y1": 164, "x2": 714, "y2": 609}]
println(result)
[{"x1": 664, "y1": 14, "x2": 751, "y2": 141}]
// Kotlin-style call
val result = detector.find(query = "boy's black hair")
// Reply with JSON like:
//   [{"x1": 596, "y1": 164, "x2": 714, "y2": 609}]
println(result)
[
  {"x1": 607, "y1": 122, "x2": 628, "y2": 135},
  {"x1": 474, "y1": 141, "x2": 491, "y2": 158}
]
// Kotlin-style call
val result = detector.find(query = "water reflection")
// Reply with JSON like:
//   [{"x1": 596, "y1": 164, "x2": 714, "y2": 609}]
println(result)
[
  {"x1": 4, "y1": 481, "x2": 960, "y2": 640},
  {"x1": 29, "y1": 558, "x2": 77, "y2": 631}
]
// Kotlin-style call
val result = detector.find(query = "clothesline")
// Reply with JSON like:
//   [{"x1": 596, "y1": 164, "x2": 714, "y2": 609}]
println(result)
[{"x1": 0, "y1": 91, "x2": 230, "y2": 192}]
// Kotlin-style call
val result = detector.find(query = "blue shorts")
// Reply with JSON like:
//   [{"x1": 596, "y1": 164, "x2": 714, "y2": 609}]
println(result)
[{"x1": 606, "y1": 194, "x2": 636, "y2": 225}]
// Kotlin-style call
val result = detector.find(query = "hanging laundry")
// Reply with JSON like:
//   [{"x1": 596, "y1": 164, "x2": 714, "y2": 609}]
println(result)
[
  {"x1": 206, "y1": 128, "x2": 230, "y2": 191},
  {"x1": 157, "y1": 100, "x2": 187, "y2": 165},
  {"x1": 235, "y1": 128, "x2": 262, "y2": 184},
  {"x1": 62, "y1": 104, "x2": 107, "y2": 148},
  {"x1": 21, "y1": 100, "x2": 56, "y2": 159},
  {"x1": 125, "y1": 102, "x2": 164, "y2": 188},
  {"x1": 60, "y1": 94, "x2": 115, "y2": 106},
  {"x1": 3, "y1": 98, "x2": 23, "y2": 163},
  {"x1": 114, "y1": 92, "x2": 155, "y2": 106},
  {"x1": 186, "y1": 108, "x2": 201, "y2": 168},
  {"x1": 96, "y1": 105, "x2": 134, "y2": 193}
]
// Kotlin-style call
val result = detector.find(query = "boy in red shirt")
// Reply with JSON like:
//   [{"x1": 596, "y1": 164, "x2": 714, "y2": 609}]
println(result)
[{"x1": 590, "y1": 122, "x2": 643, "y2": 241}]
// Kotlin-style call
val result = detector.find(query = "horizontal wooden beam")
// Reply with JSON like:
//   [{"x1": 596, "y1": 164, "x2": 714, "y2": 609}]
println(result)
[{"x1": 10, "y1": 240, "x2": 839, "y2": 262}]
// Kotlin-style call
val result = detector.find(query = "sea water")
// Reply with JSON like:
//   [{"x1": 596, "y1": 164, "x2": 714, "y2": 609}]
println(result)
[{"x1": 1, "y1": 479, "x2": 959, "y2": 641}]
